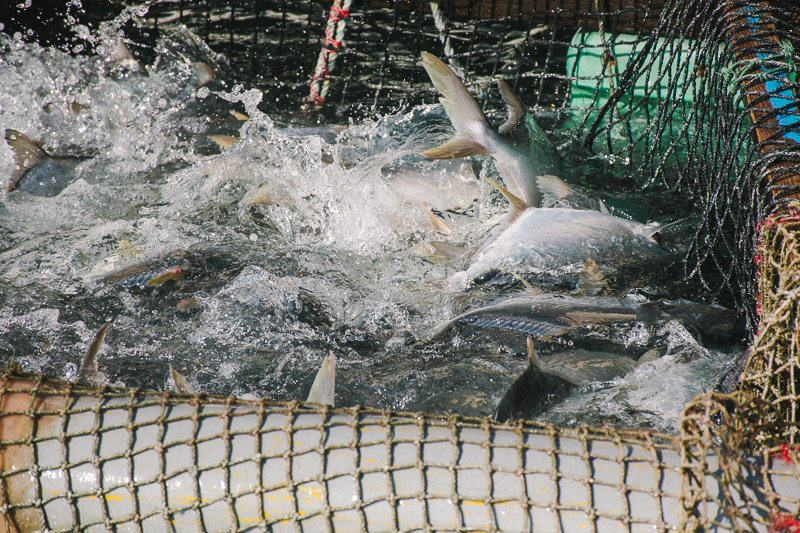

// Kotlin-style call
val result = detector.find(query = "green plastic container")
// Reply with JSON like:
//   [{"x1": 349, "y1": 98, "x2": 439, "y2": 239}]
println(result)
[{"x1": 566, "y1": 31, "x2": 703, "y2": 110}]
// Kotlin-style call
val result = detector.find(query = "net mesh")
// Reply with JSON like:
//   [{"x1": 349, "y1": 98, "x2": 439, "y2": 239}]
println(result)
[
  {"x1": 4, "y1": 0, "x2": 800, "y2": 529},
  {"x1": 1, "y1": 369, "x2": 798, "y2": 532},
  {"x1": 116, "y1": 0, "x2": 800, "y2": 329}
]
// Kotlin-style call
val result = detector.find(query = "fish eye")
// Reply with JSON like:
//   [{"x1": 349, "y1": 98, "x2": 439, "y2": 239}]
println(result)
[{"x1": 473, "y1": 269, "x2": 501, "y2": 285}]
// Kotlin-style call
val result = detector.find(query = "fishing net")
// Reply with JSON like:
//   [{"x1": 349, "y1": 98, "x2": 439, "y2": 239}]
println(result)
[
  {"x1": 4, "y1": 0, "x2": 800, "y2": 530},
  {"x1": 0, "y1": 369, "x2": 798, "y2": 532}
]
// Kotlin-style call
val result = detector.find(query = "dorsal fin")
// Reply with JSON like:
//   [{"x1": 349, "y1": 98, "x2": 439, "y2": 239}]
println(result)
[
  {"x1": 306, "y1": 352, "x2": 336, "y2": 406},
  {"x1": 4, "y1": 129, "x2": 50, "y2": 191},
  {"x1": 497, "y1": 80, "x2": 527, "y2": 135},
  {"x1": 78, "y1": 322, "x2": 111, "y2": 386},
  {"x1": 527, "y1": 335, "x2": 542, "y2": 370},
  {"x1": 483, "y1": 176, "x2": 530, "y2": 223},
  {"x1": 169, "y1": 363, "x2": 191, "y2": 394}
]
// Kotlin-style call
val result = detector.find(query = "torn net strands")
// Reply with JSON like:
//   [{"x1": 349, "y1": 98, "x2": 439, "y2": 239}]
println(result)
[{"x1": 0, "y1": 371, "x2": 798, "y2": 532}]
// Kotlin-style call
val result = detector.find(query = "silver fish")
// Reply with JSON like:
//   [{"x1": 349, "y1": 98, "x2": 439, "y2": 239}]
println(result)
[
  {"x1": 450, "y1": 206, "x2": 681, "y2": 291},
  {"x1": 382, "y1": 159, "x2": 480, "y2": 212},
  {"x1": 5, "y1": 129, "x2": 85, "y2": 197},
  {"x1": 420, "y1": 52, "x2": 564, "y2": 209},
  {"x1": 426, "y1": 294, "x2": 741, "y2": 344}
]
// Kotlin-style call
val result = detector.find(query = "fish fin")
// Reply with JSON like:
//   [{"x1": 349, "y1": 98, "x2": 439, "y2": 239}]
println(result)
[
  {"x1": 78, "y1": 322, "x2": 111, "y2": 386},
  {"x1": 527, "y1": 335, "x2": 543, "y2": 370},
  {"x1": 536, "y1": 174, "x2": 574, "y2": 206},
  {"x1": 4, "y1": 129, "x2": 50, "y2": 191},
  {"x1": 208, "y1": 135, "x2": 240, "y2": 148},
  {"x1": 504, "y1": 270, "x2": 538, "y2": 293},
  {"x1": 497, "y1": 80, "x2": 527, "y2": 135},
  {"x1": 411, "y1": 241, "x2": 466, "y2": 263},
  {"x1": 421, "y1": 52, "x2": 486, "y2": 132},
  {"x1": 418, "y1": 203, "x2": 452, "y2": 234},
  {"x1": 147, "y1": 267, "x2": 187, "y2": 286},
  {"x1": 111, "y1": 42, "x2": 145, "y2": 72},
  {"x1": 421, "y1": 134, "x2": 490, "y2": 160},
  {"x1": 482, "y1": 176, "x2": 529, "y2": 222},
  {"x1": 306, "y1": 352, "x2": 336, "y2": 406},
  {"x1": 190, "y1": 62, "x2": 216, "y2": 89},
  {"x1": 598, "y1": 198, "x2": 610, "y2": 215},
  {"x1": 169, "y1": 363, "x2": 191, "y2": 394}
]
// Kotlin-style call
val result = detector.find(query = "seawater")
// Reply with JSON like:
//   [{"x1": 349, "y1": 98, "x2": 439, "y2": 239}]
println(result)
[{"x1": 0, "y1": 28, "x2": 745, "y2": 432}]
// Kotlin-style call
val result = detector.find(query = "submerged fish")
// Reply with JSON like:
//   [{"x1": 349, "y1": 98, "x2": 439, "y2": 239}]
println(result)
[
  {"x1": 420, "y1": 52, "x2": 564, "y2": 209},
  {"x1": 495, "y1": 337, "x2": 573, "y2": 422},
  {"x1": 381, "y1": 160, "x2": 480, "y2": 212},
  {"x1": 451, "y1": 206, "x2": 681, "y2": 291},
  {"x1": 4, "y1": 129, "x2": 85, "y2": 196},
  {"x1": 426, "y1": 294, "x2": 741, "y2": 344}
]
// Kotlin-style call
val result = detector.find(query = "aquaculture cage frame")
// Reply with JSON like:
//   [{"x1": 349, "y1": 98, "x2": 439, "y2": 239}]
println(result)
[{"x1": 2, "y1": 0, "x2": 800, "y2": 531}]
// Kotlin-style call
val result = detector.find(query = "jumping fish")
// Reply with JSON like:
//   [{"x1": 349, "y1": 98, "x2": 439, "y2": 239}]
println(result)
[
  {"x1": 425, "y1": 294, "x2": 742, "y2": 344},
  {"x1": 420, "y1": 52, "x2": 564, "y2": 209},
  {"x1": 4, "y1": 129, "x2": 86, "y2": 196}
]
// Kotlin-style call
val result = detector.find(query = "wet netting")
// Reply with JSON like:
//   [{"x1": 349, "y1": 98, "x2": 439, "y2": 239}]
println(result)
[{"x1": 3, "y1": 0, "x2": 800, "y2": 530}]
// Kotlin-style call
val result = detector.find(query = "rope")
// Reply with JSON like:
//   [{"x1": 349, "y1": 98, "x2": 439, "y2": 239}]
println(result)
[
  {"x1": 429, "y1": 1, "x2": 486, "y2": 101},
  {"x1": 305, "y1": 0, "x2": 353, "y2": 110}
]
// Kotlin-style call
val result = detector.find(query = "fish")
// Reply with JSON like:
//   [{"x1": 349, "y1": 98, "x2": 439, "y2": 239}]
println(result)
[
  {"x1": 412, "y1": 241, "x2": 467, "y2": 263},
  {"x1": 306, "y1": 351, "x2": 336, "y2": 406},
  {"x1": 494, "y1": 336, "x2": 573, "y2": 422},
  {"x1": 208, "y1": 134, "x2": 241, "y2": 148},
  {"x1": 425, "y1": 294, "x2": 742, "y2": 345},
  {"x1": 4, "y1": 129, "x2": 86, "y2": 196},
  {"x1": 109, "y1": 41, "x2": 146, "y2": 73},
  {"x1": 420, "y1": 52, "x2": 565, "y2": 210},
  {"x1": 449, "y1": 205, "x2": 682, "y2": 291},
  {"x1": 426, "y1": 294, "x2": 640, "y2": 342},
  {"x1": 381, "y1": 160, "x2": 480, "y2": 212},
  {"x1": 538, "y1": 348, "x2": 640, "y2": 386},
  {"x1": 168, "y1": 363, "x2": 197, "y2": 394},
  {"x1": 77, "y1": 323, "x2": 111, "y2": 386}
]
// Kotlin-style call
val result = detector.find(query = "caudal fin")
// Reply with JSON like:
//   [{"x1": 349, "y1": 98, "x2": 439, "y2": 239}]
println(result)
[
  {"x1": 420, "y1": 53, "x2": 490, "y2": 160},
  {"x1": 4, "y1": 129, "x2": 49, "y2": 192}
]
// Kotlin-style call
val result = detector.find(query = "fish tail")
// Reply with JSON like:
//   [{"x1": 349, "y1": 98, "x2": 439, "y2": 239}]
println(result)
[
  {"x1": 4, "y1": 129, "x2": 50, "y2": 192},
  {"x1": 420, "y1": 53, "x2": 491, "y2": 160}
]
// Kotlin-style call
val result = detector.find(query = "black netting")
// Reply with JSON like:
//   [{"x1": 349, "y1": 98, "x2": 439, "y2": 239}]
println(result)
[{"x1": 88, "y1": 0, "x2": 799, "y2": 332}]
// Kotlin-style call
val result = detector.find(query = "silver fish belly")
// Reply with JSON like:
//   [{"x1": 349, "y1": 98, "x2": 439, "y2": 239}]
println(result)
[{"x1": 451, "y1": 207, "x2": 678, "y2": 290}]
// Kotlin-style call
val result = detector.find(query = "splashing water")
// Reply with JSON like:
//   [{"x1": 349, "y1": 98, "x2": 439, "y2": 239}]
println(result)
[{"x1": 0, "y1": 26, "x2": 746, "y2": 430}]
